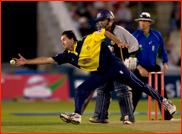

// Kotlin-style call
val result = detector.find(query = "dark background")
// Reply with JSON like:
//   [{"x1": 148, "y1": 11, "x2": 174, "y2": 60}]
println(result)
[{"x1": 1, "y1": 1, "x2": 37, "y2": 69}]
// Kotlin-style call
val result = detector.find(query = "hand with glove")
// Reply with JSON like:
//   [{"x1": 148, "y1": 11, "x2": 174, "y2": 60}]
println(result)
[{"x1": 124, "y1": 57, "x2": 137, "y2": 71}]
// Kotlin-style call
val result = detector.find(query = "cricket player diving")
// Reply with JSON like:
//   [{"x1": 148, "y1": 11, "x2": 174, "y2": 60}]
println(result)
[{"x1": 12, "y1": 28, "x2": 176, "y2": 125}]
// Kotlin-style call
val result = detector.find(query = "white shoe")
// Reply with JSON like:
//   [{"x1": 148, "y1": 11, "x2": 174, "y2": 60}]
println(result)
[
  {"x1": 60, "y1": 113, "x2": 81, "y2": 124},
  {"x1": 170, "y1": 118, "x2": 181, "y2": 121},
  {"x1": 123, "y1": 115, "x2": 132, "y2": 125},
  {"x1": 124, "y1": 120, "x2": 133, "y2": 124},
  {"x1": 69, "y1": 113, "x2": 81, "y2": 124},
  {"x1": 162, "y1": 98, "x2": 176, "y2": 115},
  {"x1": 59, "y1": 113, "x2": 71, "y2": 123}
]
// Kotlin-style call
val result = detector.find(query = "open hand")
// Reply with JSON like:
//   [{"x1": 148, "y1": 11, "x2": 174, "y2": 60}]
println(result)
[
  {"x1": 12, "y1": 53, "x2": 27, "y2": 66},
  {"x1": 117, "y1": 42, "x2": 130, "y2": 48},
  {"x1": 163, "y1": 63, "x2": 168, "y2": 73}
]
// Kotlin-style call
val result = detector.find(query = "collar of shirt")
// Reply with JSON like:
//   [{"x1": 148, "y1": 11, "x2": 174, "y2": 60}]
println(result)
[
  {"x1": 141, "y1": 28, "x2": 152, "y2": 38},
  {"x1": 109, "y1": 24, "x2": 116, "y2": 33},
  {"x1": 67, "y1": 42, "x2": 78, "y2": 55}
]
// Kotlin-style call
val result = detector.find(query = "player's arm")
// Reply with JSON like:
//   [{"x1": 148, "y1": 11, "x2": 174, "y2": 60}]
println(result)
[
  {"x1": 104, "y1": 31, "x2": 129, "y2": 48},
  {"x1": 137, "y1": 65, "x2": 149, "y2": 77},
  {"x1": 115, "y1": 27, "x2": 139, "y2": 53},
  {"x1": 158, "y1": 34, "x2": 168, "y2": 73},
  {"x1": 12, "y1": 53, "x2": 58, "y2": 66}
]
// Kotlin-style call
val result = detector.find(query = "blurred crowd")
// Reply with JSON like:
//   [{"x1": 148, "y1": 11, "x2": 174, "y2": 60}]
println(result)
[
  {"x1": 168, "y1": 1, "x2": 181, "y2": 68},
  {"x1": 65, "y1": 1, "x2": 181, "y2": 68},
  {"x1": 65, "y1": 1, "x2": 137, "y2": 36},
  {"x1": 170, "y1": 1, "x2": 181, "y2": 31},
  {"x1": 166, "y1": 39, "x2": 181, "y2": 68}
]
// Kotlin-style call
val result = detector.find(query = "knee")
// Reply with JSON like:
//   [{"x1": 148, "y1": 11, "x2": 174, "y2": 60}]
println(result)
[
  {"x1": 97, "y1": 87, "x2": 111, "y2": 94},
  {"x1": 97, "y1": 90, "x2": 111, "y2": 96},
  {"x1": 115, "y1": 87, "x2": 130, "y2": 97},
  {"x1": 75, "y1": 87, "x2": 89, "y2": 96}
]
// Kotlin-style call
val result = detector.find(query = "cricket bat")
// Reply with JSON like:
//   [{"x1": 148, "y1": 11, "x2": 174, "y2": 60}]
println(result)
[{"x1": 81, "y1": 89, "x2": 96, "y2": 115}]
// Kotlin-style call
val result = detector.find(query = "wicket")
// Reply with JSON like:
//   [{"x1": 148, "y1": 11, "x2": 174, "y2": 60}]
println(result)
[{"x1": 148, "y1": 72, "x2": 165, "y2": 120}]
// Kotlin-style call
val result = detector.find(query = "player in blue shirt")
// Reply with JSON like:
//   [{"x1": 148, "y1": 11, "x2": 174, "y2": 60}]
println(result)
[
  {"x1": 132, "y1": 12, "x2": 176, "y2": 120},
  {"x1": 12, "y1": 29, "x2": 176, "y2": 124}
]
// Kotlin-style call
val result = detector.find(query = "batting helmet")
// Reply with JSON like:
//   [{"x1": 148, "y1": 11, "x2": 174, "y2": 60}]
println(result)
[{"x1": 95, "y1": 10, "x2": 114, "y2": 21}]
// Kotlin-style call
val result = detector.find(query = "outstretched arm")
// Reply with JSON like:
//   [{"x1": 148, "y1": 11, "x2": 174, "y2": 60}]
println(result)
[
  {"x1": 104, "y1": 31, "x2": 130, "y2": 48},
  {"x1": 12, "y1": 53, "x2": 58, "y2": 66}
]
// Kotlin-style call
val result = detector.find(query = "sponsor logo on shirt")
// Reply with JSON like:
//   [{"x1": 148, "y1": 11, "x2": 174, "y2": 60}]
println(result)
[
  {"x1": 149, "y1": 41, "x2": 152, "y2": 45},
  {"x1": 119, "y1": 70, "x2": 123, "y2": 74},
  {"x1": 82, "y1": 58, "x2": 92, "y2": 66},
  {"x1": 111, "y1": 40, "x2": 115, "y2": 45},
  {"x1": 152, "y1": 45, "x2": 155, "y2": 51},
  {"x1": 87, "y1": 46, "x2": 90, "y2": 50}
]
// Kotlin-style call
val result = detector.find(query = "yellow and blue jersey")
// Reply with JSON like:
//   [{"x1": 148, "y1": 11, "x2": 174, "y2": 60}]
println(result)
[{"x1": 52, "y1": 29, "x2": 115, "y2": 72}]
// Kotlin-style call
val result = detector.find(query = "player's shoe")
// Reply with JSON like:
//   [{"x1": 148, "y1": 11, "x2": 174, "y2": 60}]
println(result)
[
  {"x1": 124, "y1": 120, "x2": 133, "y2": 124},
  {"x1": 170, "y1": 118, "x2": 181, "y2": 121},
  {"x1": 162, "y1": 98, "x2": 176, "y2": 115},
  {"x1": 69, "y1": 113, "x2": 81, "y2": 124},
  {"x1": 59, "y1": 113, "x2": 71, "y2": 123},
  {"x1": 123, "y1": 115, "x2": 132, "y2": 125},
  {"x1": 60, "y1": 113, "x2": 81, "y2": 124},
  {"x1": 89, "y1": 117, "x2": 109, "y2": 123}
]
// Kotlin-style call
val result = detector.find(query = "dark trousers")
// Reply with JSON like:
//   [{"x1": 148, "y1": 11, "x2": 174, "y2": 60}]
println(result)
[
  {"x1": 132, "y1": 64, "x2": 172, "y2": 120},
  {"x1": 74, "y1": 59, "x2": 164, "y2": 115}
]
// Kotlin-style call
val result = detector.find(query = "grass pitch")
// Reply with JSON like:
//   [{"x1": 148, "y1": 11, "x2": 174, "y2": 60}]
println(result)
[{"x1": 1, "y1": 98, "x2": 181, "y2": 133}]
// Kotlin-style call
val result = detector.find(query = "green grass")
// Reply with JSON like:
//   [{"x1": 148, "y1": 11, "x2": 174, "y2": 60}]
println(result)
[{"x1": 1, "y1": 98, "x2": 181, "y2": 133}]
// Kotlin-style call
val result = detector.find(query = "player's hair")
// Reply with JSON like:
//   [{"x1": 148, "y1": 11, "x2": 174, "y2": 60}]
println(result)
[{"x1": 62, "y1": 30, "x2": 78, "y2": 42}]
